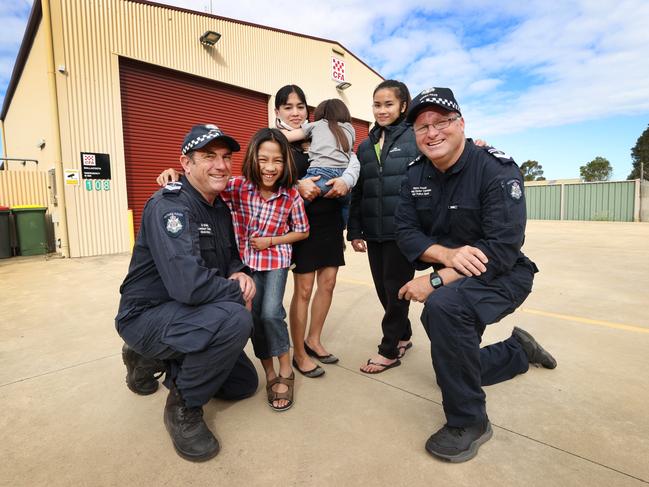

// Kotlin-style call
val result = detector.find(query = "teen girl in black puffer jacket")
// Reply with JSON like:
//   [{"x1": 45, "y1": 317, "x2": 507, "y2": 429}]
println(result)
[{"x1": 347, "y1": 80, "x2": 420, "y2": 374}]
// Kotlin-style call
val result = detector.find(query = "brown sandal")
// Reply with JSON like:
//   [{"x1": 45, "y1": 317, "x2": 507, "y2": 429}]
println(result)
[{"x1": 266, "y1": 372, "x2": 295, "y2": 412}]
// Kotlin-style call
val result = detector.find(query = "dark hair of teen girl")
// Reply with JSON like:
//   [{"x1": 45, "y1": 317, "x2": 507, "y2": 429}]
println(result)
[
  {"x1": 242, "y1": 128, "x2": 297, "y2": 189},
  {"x1": 373, "y1": 80, "x2": 412, "y2": 125},
  {"x1": 313, "y1": 98, "x2": 352, "y2": 153}
]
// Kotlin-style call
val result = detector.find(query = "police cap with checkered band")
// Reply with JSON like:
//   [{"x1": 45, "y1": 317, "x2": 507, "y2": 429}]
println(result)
[
  {"x1": 406, "y1": 87, "x2": 462, "y2": 124},
  {"x1": 181, "y1": 124, "x2": 241, "y2": 155}
]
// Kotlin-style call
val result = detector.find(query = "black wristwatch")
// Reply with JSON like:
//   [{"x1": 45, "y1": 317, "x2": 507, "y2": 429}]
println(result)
[{"x1": 429, "y1": 271, "x2": 444, "y2": 289}]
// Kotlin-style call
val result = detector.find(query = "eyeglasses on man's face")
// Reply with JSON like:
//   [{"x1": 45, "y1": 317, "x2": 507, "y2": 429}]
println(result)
[{"x1": 413, "y1": 115, "x2": 462, "y2": 136}]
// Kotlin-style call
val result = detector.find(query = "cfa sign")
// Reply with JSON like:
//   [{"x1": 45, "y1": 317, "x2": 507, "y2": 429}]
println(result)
[{"x1": 331, "y1": 57, "x2": 346, "y2": 82}]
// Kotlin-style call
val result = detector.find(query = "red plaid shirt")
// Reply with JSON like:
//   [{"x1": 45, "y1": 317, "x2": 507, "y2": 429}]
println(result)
[{"x1": 220, "y1": 176, "x2": 309, "y2": 271}]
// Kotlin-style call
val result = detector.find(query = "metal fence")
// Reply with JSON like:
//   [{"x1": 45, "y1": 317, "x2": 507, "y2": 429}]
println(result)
[{"x1": 525, "y1": 180, "x2": 640, "y2": 222}]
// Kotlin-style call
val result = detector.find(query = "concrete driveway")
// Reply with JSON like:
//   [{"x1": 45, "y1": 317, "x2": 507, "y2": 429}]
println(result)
[{"x1": 1, "y1": 221, "x2": 648, "y2": 486}]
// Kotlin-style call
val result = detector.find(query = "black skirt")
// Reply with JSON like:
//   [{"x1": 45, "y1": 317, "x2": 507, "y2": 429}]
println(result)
[{"x1": 292, "y1": 197, "x2": 345, "y2": 274}]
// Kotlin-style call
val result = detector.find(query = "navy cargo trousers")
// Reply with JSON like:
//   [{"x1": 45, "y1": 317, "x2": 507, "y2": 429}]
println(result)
[
  {"x1": 421, "y1": 259, "x2": 536, "y2": 427},
  {"x1": 117, "y1": 300, "x2": 258, "y2": 408}
]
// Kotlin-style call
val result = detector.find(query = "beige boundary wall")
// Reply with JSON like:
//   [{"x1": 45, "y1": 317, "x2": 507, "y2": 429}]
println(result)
[
  {"x1": 2, "y1": 0, "x2": 383, "y2": 257},
  {"x1": 0, "y1": 170, "x2": 49, "y2": 208}
]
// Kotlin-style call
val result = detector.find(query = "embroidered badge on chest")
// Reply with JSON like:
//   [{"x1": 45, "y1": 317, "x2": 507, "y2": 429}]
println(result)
[
  {"x1": 163, "y1": 211, "x2": 186, "y2": 237},
  {"x1": 506, "y1": 180, "x2": 523, "y2": 201},
  {"x1": 411, "y1": 186, "x2": 432, "y2": 197}
]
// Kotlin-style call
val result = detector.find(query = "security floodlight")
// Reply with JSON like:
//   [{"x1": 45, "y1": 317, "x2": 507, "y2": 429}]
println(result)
[{"x1": 200, "y1": 31, "x2": 221, "y2": 46}]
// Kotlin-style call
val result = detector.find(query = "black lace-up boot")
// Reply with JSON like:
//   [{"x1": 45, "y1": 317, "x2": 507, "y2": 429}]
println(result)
[
  {"x1": 121, "y1": 343, "x2": 165, "y2": 395},
  {"x1": 512, "y1": 327, "x2": 557, "y2": 369},
  {"x1": 163, "y1": 384, "x2": 220, "y2": 462},
  {"x1": 425, "y1": 419, "x2": 493, "y2": 463}
]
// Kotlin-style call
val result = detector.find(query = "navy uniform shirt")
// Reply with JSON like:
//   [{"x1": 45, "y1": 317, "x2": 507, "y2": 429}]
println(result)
[
  {"x1": 118, "y1": 175, "x2": 248, "y2": 314},
  {"x1": 395, "y1": 139, "x2": 530, "y2": 282}
]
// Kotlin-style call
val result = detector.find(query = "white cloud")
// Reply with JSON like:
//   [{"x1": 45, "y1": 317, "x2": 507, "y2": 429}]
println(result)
[{"x1": 2, "y1": 0, "x2": 648, "y2": 140}]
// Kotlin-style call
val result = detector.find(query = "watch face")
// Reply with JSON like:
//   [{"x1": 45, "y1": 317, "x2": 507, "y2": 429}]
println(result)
[{"x1": 431, "y1": 276, "x2": 442, "y2": 288}]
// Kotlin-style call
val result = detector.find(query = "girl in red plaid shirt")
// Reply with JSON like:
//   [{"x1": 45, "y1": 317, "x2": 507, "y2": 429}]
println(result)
[{"x1": 220, "y1": 128, "x2": 309, "y2": 412}]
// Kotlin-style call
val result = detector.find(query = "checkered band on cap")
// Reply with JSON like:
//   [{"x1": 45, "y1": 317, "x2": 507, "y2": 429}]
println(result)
[
  {"x1": 406, "y1": 87, "x2": 462, "y2": 123},
  {"x1": 182, "y1": 129, "x2": 222, "y2": 154},
  {"x1": 420, "y1": 95, "x2": 460, "y2": 113}
]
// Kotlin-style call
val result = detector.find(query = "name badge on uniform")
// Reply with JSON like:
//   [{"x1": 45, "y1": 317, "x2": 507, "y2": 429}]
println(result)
[
  {"x1": 411, "y1": 186, "x2": 432, "y2": 197},
  {"x1": 163, "y1": 211, "x2": 185, "y2": 238},
  {"x1": 198, "y1": 223, "x2": 213, "y2": 236}
]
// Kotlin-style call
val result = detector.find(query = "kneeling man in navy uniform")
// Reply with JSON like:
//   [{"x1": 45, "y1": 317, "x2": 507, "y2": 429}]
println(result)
[
  {"x1": 115, "y1": 124, "x2": 258, "y2": 462},
  {"x1": 395, "y1": 88, "x2": 557, "y2": 463}
]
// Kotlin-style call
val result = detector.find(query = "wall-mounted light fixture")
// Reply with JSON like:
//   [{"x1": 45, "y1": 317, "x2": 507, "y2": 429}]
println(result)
[
  {"x1": 200, "y1": 31, "x2": 221, "y2": 46},
  {"x1": 336, "y1": 82, "x2": 352, "y2": 91}
]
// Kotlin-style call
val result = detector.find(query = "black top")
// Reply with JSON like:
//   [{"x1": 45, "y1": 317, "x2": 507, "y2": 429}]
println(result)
[
  {"x1": 290, "y1": 143, "x2": 345, "y2": 273},
  {"x1": 347, "y1": 121, "x2": 419, "y2": 242},
  {"x1": 395, "y1": 140, "x2": 530, "y2": 282},
  {"x1": 117, "y1": 176, "x2": 247, "y2": 315}
]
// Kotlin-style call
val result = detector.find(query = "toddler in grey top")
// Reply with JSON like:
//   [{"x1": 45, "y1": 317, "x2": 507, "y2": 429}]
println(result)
[{"x1": 282, "y1": 99, "x2": 357, "y2": 202}]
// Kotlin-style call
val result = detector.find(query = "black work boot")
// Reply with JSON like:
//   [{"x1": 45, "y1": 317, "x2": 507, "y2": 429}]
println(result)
[
  {"x1": 164, "y1": 384, "x2": 220, "y2": 462},
  {"x1": 512, "y1": 327, "x2": 557, "y2": 369},
  {"x1": 121, "y1": 343, "x2": 165, "y2": 395},
  {"x1": 425, "y1": 419, "x2": 493, "y2": 463}
]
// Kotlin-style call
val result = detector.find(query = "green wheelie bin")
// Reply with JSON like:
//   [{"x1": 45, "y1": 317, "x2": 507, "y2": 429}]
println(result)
[
  {"x1": 12, "y1": 205, "x2": 49, "y2": 256},
  {"x1": 0, "y1": 206, "x2": 11, "y2": 258}
]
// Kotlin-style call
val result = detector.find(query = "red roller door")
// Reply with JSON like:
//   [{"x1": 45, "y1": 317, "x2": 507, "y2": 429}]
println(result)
[
  {"x1": 119, "y1": 58, "x2": 268, "y2": 235},
  {"x1": 351, "y1": 117, "x2": 370, "y2": 152}
]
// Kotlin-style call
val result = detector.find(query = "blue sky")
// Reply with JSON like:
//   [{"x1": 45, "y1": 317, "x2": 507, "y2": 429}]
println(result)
[{"x1": 2, "y1": 0, "x2": 648, "y2": 180}]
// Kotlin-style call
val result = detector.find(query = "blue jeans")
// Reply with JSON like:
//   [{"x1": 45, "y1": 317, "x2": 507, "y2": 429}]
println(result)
[
  {"x1": 251, "y1": 268, "x2": 290, "y2": 359},
  {"x1": 302, "y1": 167, "x2": 350, "y2": 214},
  {"x1": 303, "y1": 166, "x2": 345, "y2": 196}
]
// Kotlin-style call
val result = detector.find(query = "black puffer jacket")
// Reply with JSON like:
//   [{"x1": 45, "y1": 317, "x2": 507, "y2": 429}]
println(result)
[{"x1": 347, "y1": 121, "x2": 419, "y2": 242}]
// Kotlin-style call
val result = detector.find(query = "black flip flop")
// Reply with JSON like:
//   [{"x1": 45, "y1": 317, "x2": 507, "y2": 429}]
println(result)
[
  {"x1": 397, "y1": 342, "x2": 413, "y2": 359},
  {"x1": 360, "y1": 359, "x2": 401, "y2": 374}
]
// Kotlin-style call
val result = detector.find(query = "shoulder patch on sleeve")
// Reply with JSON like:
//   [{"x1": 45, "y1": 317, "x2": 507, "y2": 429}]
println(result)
[
  {"x1": 505, "y1": 179, "x2": 523, "y2": 201},
  {"x1": 162, "y1": 210, "x2": 186, "y2": 237},
  {"x1": 484, "y1": 146, "x2": 515, "y2": 164},
  {"x1": 408, "y1": 154, "x2": 424, "y2": 167},
  {"x1": 162, "y1": 181, "x2": 183, "y2": 196}
]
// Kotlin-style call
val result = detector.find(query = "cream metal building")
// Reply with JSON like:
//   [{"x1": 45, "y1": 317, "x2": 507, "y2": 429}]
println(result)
[{"x1": 1, "y1": 0, "x2": 383, "y2": 257}]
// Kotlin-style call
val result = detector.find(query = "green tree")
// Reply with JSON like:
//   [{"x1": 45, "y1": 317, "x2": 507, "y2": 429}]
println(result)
[
  {"x1": 627, "y1": 124, "x2": 649, "y2": 180},
  {"x1": 519, "y1": 160, "x2": 546, "y2": 181},
  {"x1": 580, "y1": 156, "x2": 613, "y2": 182}
]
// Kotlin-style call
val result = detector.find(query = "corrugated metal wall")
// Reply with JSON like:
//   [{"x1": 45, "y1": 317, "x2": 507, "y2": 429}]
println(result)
[
  {"x1": 0, "y1": 170, "x2": 49, "y2": 207},
  {"x1": 54, "y1": 0, "x2": 129, "y2": 257},
  {"x1": 119, "y1": 58, "x2": 269, "y2": 236},
  {"x1": 18, "y1": 0, "x2": 383, "y2": 257},
  {"x1": 525, "y1": 185, "x2": 561, "y2": 220},
  {"x1": 526, "y1": 180, "x2": 638, "y2": 222},
  {"x1": 351, "y1": 118, "x2": 370, "y2": 153},
  {"x1": 564, "y1": 181, "x2": 636, "y2": 221}
]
